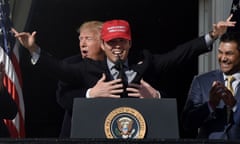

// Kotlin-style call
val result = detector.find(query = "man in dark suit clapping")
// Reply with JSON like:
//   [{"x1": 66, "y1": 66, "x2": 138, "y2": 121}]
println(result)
[{"x1": 182, "y1": 32, "x2": 240, "y2": 140}]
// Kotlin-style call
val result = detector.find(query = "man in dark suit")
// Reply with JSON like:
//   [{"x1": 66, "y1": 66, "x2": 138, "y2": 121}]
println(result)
[
  {"x1": 56, "y1": 21, "x2": 160, "y2": 137},
  {"x1": 182, "y1": 32, "x2": 240, "y2": 139},
  {"x1": 0, "y1": 63, "x2": 17, "y2": 137}
]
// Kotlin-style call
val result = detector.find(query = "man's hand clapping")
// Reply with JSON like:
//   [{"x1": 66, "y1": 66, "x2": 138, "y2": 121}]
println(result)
[{"x1": 209, "y1": 81, "x2": 236, "y2": 109}]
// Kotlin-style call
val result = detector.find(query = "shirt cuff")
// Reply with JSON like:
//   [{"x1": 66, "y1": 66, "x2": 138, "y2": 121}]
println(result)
[
  {"x1": 30, "y1": 47, "x2": 41, "y2": 65},
  {"x1": 154, "y1": 90, "x2": 161, "y2": 99},
  {"x1": 204, "y1": 33, "x2": 215, "y2": 49},
  {"x1": 232, "y1": 103, "x2": 237, "y2": 112},
  {"x1": 86, "y1": 88, "x2": 92, "y2": 98}
]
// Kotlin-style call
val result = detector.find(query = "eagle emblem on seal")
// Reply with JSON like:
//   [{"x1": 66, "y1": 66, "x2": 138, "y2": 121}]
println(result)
[{"x1": 104, "y1": 107, "x2": 146, "y2": 139}]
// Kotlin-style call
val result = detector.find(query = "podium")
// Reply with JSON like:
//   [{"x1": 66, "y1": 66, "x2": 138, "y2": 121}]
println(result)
[{"x1": 70, "y1": 98, "x2": 179, "y2": 139}]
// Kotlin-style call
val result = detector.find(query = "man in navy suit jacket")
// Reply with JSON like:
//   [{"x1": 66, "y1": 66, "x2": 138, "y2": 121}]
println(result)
[{"x1": 182, "y1": 32, "x2": 240, "y2": 139}]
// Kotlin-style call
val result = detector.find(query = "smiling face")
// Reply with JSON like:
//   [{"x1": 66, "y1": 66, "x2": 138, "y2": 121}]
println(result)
[
  {"x1": 101, "y1": 38, "x2": 131, "y2": 63},
  {"x1": 100, "y1": 20, "x2": 132, "y2": 63},
  {"x1": 218, "y1": 41, "x2": 240, "y2": 75}
]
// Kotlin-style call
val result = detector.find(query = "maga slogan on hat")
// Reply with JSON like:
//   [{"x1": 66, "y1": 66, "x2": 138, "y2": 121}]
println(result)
[{"x1": 101, "y1": 19, "x2": 131, "y2": 42}]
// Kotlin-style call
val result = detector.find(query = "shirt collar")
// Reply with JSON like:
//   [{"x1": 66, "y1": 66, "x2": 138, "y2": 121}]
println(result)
[
  {"x1": 223, "y1": 72, "x2": 240, "y2": 81},
  {"x1": 107, "y1": 58, "x2": 129, "y2": 70}
]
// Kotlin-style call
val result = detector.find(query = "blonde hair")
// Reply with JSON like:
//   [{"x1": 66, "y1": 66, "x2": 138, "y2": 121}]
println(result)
[{"x1": 77, "y1": 20, "x2": 103, "y2": 38}]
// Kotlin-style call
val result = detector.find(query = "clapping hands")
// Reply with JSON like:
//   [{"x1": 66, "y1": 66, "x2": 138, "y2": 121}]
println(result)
[{"x1": 209, "y1": 81, "x2": 236, "y2": 109}]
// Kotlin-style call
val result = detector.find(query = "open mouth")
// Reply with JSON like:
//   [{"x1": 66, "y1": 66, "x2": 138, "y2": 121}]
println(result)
[
  {"x1": 82, "y1": 50, "x2": 88, "y2": 54},
  {"x1": 81, "y1": 50, "x2": 88, "y2": 58},
  {"x1": 112, "y1": 49, "x2": 123, "y2": 57}
]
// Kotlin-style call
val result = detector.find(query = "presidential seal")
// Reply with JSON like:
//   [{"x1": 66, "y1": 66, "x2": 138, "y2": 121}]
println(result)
[{"x1": 104, "y1": 107, "x2": 146, "y2": 139}]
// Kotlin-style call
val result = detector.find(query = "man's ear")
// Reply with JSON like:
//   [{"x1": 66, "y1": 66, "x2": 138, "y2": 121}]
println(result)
[{"x1": 101, "y1": 41, "x2": 105, "y2": 50}]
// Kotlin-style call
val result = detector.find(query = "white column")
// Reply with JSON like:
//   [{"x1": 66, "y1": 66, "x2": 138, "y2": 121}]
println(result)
[
  {"x1": 198, "y1": 0, "x2": 232, "y2": 74},
  {"x1": 9, "y1": 0, "x2": 32, "y2": 31}
]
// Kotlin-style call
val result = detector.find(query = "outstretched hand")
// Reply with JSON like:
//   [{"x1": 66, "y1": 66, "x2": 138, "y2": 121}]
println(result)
[
  {"x1": 11, "y1": 28, "x2": 38, "y2": 53},
  {"x1": 211, "y1": 14, "x2": 236, "y2": 39}
]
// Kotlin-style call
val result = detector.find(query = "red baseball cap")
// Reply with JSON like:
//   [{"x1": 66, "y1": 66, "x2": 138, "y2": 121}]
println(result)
[{"x1": 101, "y1": 19, "x2": 131, "y2": 42}]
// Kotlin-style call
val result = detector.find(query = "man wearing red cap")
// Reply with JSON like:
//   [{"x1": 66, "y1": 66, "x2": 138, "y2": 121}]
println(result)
[
  {"x1": 12, "y1": 16, "x2": 235, "y2": 98},
  {"x1": 55, "y1": 20, "x2": 160, "y2": 137}
]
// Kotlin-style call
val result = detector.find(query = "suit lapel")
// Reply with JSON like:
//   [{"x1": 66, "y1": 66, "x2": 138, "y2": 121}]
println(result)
[
  {"x1": 102, "y1": 59, "x2": 115, "y2": 81},
  {"x1": 234, "y1": 83, "x2": 240, "y2": 101},
  {"x1": 130, "y1": 50, "x2": 152, "y2": 84}
]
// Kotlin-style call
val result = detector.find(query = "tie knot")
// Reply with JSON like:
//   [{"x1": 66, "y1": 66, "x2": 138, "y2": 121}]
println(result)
[
  {"x1": 227, "y1": 75, "x2": 235, "y2": 83},
  {"x1": 114, "y1": 59, "x2": 126, "y2": 71},
  {"x1": 226, "y1": 75, "x2": 235, "y2": 95}
]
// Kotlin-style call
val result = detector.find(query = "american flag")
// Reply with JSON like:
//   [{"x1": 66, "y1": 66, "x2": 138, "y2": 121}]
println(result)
[
  {"x1": 228, "y1": 0, "x2": 240, "y2": 32},
  {"x1": 0, "y1": 0, "x2": 25, "y2": 137}
]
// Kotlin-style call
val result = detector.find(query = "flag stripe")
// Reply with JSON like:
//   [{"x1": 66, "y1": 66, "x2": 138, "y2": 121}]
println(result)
[
  {"x1": 10, "y1": 49, "x2": 23, "y2": 86},
  {"x1": 3, "y1": 120, "x2": 18, "y2": 137},
  {"x1": 0, "y1": 0, "x2": 25, "y2": 138},
  {"x1": 0, "y1": 44, "x2": 25, "y2": 138}
]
